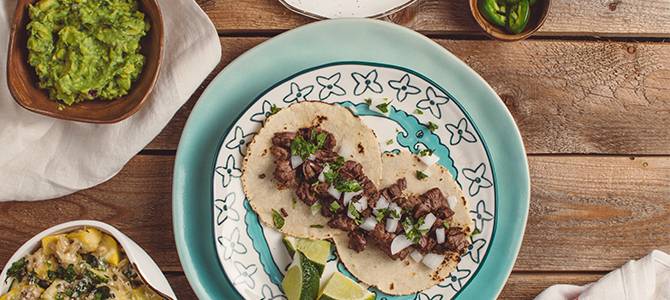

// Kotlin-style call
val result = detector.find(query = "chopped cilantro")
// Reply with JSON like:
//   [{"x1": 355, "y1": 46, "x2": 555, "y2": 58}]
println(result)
[
  {"x1": 375, "y1": 102, "x2": 389, "y2": 113},
  {"x1": 414, "y1": 109, "x2": 424, "y2": 115},
  {"x1": 7, "y1": 258, "x2": 27, "y2": 282},
  {"x1": 269, "y1": 104, "x2": 281, "y2": 116},
  {"x1": 329, "y1": 201, "x2": 341, "y2": 213},
  {"x1": 336, "y1": 179, "x2": 362, "y2": 193},
  {"x1": 427, "y1": 121, "x2": 439, "y2": 132},
  {"x1": 310, "y1": 224, "x2": 324, "y2": 228},
  {"x1": 64, "y1": 264, "x2": 77, "y2": 282},
  {"x1": 364, "y1": 98, "x2": 372, "y2": 106},
  {"x1": 347, "y1": 202, "x2": 362, "y2": 224},
  {"x1": 329, "y1": 156, "x2": 345, "y2": 170},
  {"x1": 290, "y1": 136, "x2": 316, "y2": 159},
  {"x1": 443, "y1": 222, "x2": 450, "y2": 229},
  {"x1": 271, "y1": 209, "x2": 285, "y2": 229},
  {"x1": 290, "y1": 131, "x2": 328, "y2": 159},
  {"x1": 386, "y1": 139, "x2": 394, "y2": 145},
  {"x1": 401, "y1": 217, "x2": 422, "y2": 243},
  {"x1": 472, "y1": 228, "x2": 481, "y2": 236},
  {"x1": 389, "y1": 208, "x2": 401, "y2": 219},
  {"x1": 324, "y1": 169, "x2": 338, "y2": 184},
  {"x1": 416, "y1": 170, "x2": 429, "y2": 180},
  {"x1": 374, "y1": 208, "x2": 388, "y2": 222}
]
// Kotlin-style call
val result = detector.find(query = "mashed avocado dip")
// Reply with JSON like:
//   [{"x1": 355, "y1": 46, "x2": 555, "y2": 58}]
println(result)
[{"x1": 26, "y1": 0, "x2": 149, "y2": 106}]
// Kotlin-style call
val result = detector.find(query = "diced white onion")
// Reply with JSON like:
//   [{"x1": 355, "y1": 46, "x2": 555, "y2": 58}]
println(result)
[
  {"x1": 436, "y1": 228, "x2": 445, "y2": 244},
  {"x1": 357, "y1": 197, "x2": 368, "y2": 211},
  {"x1": 338, "y1": 143, "x2": 354, "y2": 158},
  {"x1": 307, "y1": 154, "x2": 316, "y2": 161},
  {"x1": 447, "y1": 196, "x2": 458, "y2": 209},
  {"x1": 419, "y1": 213, "x2": 437, "y2": 231},
  {"x1": 290, "y1": 155, "x2": 303, "y2": 169},
  {"x1": 374, "y1": 196, "x2": 390, "y2": 210},
  {"x1": 360, "y1": 216, "x2": 377, "y2": 231},
  {"x1": 421, "y1": 253, "x2": 445, "y2": 270},
  {"x1": 390, "y1": 235, "x2": 413, "y2": 255},
  {"x1": 410, "y1": 250, "x2": 424, "y2": 263},
  {"x1": 318, "y1": 165, "x2": 330, "y2": 183},
  {"x1": 419, "y1": 154, "x2": 440, "y2": 167},
  {"x1": 385, "y1": 218, "x2": 399, "y2": 232},
  {"x1": 327, "y1": 186, "x2": 342, "y2": 200}
]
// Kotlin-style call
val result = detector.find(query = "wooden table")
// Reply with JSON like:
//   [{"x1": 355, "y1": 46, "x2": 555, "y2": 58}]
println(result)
[{"x1": 2, "y1": 1, "x2": 669, "y2": 299}]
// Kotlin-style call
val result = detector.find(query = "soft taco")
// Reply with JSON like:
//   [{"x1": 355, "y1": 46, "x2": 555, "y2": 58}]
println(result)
[
  {"x1": 334, "y1": 151, "x2": 474, "y2": 295},
  {"x1": 242, "y1": 101, "x2": 473, "y2": 295},
  {"x1": 242, "y1": 101, "x2": 383, "y2": 239}
]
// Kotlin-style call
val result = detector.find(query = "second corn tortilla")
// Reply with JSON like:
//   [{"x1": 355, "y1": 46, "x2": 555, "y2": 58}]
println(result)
[{"x1": 333, "y1": 151, "x2": 474, "y2": 295}]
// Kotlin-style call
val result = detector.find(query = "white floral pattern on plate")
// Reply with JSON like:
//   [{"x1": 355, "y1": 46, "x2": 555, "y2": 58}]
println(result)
[{"x1": 212, "y1": 62, "x2": 497, "y2": 299}]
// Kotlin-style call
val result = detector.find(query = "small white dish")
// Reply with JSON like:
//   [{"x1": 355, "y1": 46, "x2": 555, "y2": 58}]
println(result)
[
  {"x1": 0, "y1": 220, "x2": 176, "y2": 299},
  {"x1": 278, "y1": 0, "x2": 417, "y2": 19}
]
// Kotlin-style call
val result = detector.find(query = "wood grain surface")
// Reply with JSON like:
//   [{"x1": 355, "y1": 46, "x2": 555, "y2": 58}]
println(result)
[
  {"x1": 1, "y1": 155, "x2": 666, "y2": 275},
  {"x1": 199, "y1": 0, "x2": 670, "y2": 37},
  {"x1": 4, "y1": 1, "x2": 670, "y2": 299},
  {"x1": 148, "y1": 37, "x2": 670, "y2": 155},
  {"x1": 165, "y1": 271, "x2": 606, "y2": 300}
]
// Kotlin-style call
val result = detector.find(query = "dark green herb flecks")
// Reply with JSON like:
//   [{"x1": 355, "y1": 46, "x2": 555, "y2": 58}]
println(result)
[
  {"x1": 272, "y1": 209, "x2": 285, "y2": 229},
  {"x1": 269, "y1": 104, "x2": 282, "y2": 116},
  {"x1": 329, "y1": 201, "x2": 341, "y2": 213},
  {"x1": 427, "y1": 121, "x2": 439, "y2": 132},
  {"x1": 7, "y1": 258, "x2": 27, "y2": 282},
  {"x1": 335, "y1": 180, "x2": 362, "y2": 193},
  {"x1": 375, "y1": 102, "x2": 389, "y2": 113},
  {"x1": 310, "y1": 224, "x2": 324, "y2": 229},
  {"x1": 416, "y1": 170, "x2": 429, "y2": 180}
]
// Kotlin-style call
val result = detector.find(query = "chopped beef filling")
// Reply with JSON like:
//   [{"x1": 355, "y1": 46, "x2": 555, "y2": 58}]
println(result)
[{"x1": 270, "y1": 126, "x2": 470, "y2": 260}]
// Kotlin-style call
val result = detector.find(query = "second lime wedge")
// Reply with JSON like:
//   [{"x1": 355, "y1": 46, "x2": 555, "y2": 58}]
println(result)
[{"x1": 318, "y1": 272, "x2": 374, "y2": 300}]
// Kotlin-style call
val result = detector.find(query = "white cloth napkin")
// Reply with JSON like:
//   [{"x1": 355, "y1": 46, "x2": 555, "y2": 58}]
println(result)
[
  {"x1": 0, "y1": 0, "x2": 221, "y2": 201},
  {"x1": 535, "y1": 250, "x2": 670, "y2": 300}
]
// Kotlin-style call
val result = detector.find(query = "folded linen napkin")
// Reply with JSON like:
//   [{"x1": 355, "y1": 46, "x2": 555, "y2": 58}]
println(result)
[
  {"x1": 535, "y1": 250, "x2": 670, "y2": 300},
  {"x1": 0, "y1": 0, "x2": 221, "y2": 201}
]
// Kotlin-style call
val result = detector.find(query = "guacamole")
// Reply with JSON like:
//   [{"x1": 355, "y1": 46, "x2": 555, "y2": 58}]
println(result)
[{"x1": 26, "y1": 0, "x2": 149, "y2": 106}]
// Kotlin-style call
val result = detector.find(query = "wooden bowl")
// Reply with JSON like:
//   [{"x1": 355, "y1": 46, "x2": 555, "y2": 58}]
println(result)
[
  {"x1": 6, "y1": 0, "x2": 164, "y2": 123},
  {"x1": 469, "y1": 0, "x2": 550, "y2": 42}
]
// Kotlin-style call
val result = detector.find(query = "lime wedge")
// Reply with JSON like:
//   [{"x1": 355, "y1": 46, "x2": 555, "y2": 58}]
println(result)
[
  {"x1": 283, "y1": 235, "x2": 298, "y2": 257},
  {"x1": 318, "y1": 272, "x2": 374, "y2": 300},
  {"x1": 296, "y1": 238, "x2": 331, "y2": 265},
  {"x1": 282, "y1": 252, "x2": 323, "y2": 300},
  {"x1": 282, "y1": 236, "x2": 331, "y2": 266}
]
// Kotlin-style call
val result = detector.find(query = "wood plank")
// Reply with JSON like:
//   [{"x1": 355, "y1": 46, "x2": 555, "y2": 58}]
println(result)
[
  {"x1": 518, "y1": 155, "x2": 670, "y2": 271},
  {"x1": 199, "y1": 0, "x2": 670, "y2": 37},
  {"x1": 165, "y1": 271, "x2": 605, "y2": 299},
  {"x1": 499, "y1": 272, "x2": 603, "y2": 299},
  {"x1": 147, "y1": 37, "x2": 670, "y2": 154},
  {"x1": 0, "y1": 155, "x2": 667, "y2": 272}
]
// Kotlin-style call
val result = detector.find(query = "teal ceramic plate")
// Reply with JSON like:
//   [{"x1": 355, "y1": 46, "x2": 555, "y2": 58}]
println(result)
[{"x1": 173, "y1": 19, "x2": 529, "y2": 300}]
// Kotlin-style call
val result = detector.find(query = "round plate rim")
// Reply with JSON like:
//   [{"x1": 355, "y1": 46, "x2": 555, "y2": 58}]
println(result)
[
  {"x1": 173, "y1": 18, "x2": 530, "y2": 300},
  {"x1": 276, "y1": 0, "x2": 419, "y2": 20}
]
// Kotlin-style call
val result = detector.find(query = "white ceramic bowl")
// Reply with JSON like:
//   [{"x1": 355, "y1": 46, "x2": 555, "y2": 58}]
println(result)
[{"x1": 0, "y1": 220, "x2": 176, "y2": 299}]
